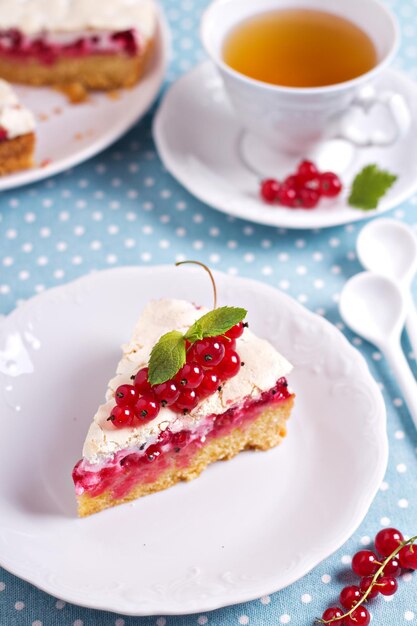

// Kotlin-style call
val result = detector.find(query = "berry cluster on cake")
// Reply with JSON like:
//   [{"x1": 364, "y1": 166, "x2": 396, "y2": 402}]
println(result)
[
  {"x1": 0, "y1": 0, "x2": 156, "y2": 94},
  {"x1": 73, "y1": 286, "x2": 294, "y2": 517},
  {"x1": 0, "y1": 79, "x2": 35, "y2": 175}
]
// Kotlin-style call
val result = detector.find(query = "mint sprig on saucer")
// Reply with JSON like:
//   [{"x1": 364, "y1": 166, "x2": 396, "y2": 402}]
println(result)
[
  {"x1": 348, "y1": 164, "x2": 397, "y2": 211},
  {"x1": 148, "y1": 262, "x2": 247, "y2": 386}
]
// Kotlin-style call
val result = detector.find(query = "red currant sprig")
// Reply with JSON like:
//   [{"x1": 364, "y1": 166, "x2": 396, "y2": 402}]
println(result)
[
  {"x1": 259, "y1": 160, "x2": 342, "y2": 210},
  {"x1": 317, "y1": 529, "x2": 417, "y2": 625}
]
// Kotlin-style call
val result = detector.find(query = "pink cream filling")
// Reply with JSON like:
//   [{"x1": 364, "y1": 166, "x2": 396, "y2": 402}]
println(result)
[
  {"x1": 73, "y1": 377, "x2": 292, "y2": 501},
  {"x1": 0, "y1": 28, "x2": 140, "y2": 65}
]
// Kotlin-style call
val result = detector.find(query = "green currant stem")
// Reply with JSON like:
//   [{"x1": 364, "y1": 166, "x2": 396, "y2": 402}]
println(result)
[
  {"x1": 176, "y1": 260, "x2": 218, "y2": 309},
  {"x1": 317, "y1": 534, "x2": 417, "y2": 625}
]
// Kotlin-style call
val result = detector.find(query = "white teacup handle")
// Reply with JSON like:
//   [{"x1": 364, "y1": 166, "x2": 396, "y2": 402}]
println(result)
[{"x1": 339, "y1": 86, "x2": 411, "y2": 147}]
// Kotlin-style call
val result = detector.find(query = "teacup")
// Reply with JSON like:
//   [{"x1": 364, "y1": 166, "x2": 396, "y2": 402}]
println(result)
[{"x1": 201, "y1": 0, "x2": 410, "y2": 154}]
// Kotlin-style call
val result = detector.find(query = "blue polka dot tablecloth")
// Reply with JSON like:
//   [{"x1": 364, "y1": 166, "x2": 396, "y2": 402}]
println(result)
[{"x1": 1, "y1": 0, "x2": 417, "y2": 624}]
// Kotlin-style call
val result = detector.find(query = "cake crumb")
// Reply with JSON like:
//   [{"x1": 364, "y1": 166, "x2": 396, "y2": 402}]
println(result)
[{"x1": 57, "y1": 83, "x2": 89, "y2": 104}]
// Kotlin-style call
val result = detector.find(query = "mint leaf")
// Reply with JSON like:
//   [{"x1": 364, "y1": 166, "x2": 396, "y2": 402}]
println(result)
[
  {"x1": 148, "y1": 330, "x2": 186, "y2": 385},
  {"x1": 186, "y1": 306, "x2": 247, "y2": 340},
  {"x1": 348, "y1": 164, "x2": 397, "y2": 211}
]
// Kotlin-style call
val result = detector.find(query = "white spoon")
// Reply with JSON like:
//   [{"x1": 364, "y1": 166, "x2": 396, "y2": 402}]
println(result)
[
  {"x1": 357, "y1": 218, "x2": 417, "y2": 357},
  {"x1": 340, "y1": 271, "x2": 417, "y2": 430}
]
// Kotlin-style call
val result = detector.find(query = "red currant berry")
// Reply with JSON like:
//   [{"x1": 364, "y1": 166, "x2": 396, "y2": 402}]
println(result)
[
  {"x1": 344, "y1": 606, "x2": 370, "y2": 626},
  {"x1": 378, "y1": 575, "x2": 398, "y2": 595},
  {"x1": 145, "y1": 443, "x2": 162, "y2": 462},
  {"x1": 218, "y1": 350, "x2": 241, "y2": 379},
  {"x1": 382, "y1": 556, "x2": 401, "y2": 577},
  {"x1": 108, "y1": 405, "x2": 134, "y2": 428},
  {"x1": 192, "y1": 338, "x2": 225, "y2": 368},
  {"x1": 199, "y1": 371, "x2": 220, "y2": 396},
  {"x1": 375, "y1": 528, "x2": 404, "y2": 557},
  {"x1": 284, "y1": 174, "x2": 300, "y2": 189},
  {"x1": 158, "y1": 429, "x2": 172, "y2": 445},
  {"x1": 260, "y1": 178, "x2": 280, "y2": 203},
  {"x1": 352, "y1": 550, "x2": 380, "y2": 576},
  {"x1": 297, "y1": 159, "x2": 319, "y2": 182},
  {"x1": 133, "y1": 367, "x2": 152, "y2": 394},
  {"x1": 225, "y1": 322, "x2": 246, "y2": 339},
  {"x1": 174, "y1": 389, "x2": 199, "y2": 412},
  {"x1": 172, "y1": 430, "x2": 191, "y2": 450},
  {"x1": 152, "y1": 381, "x2": 180, "y2": 407},
  {"x1": 340, "y1": 585, "x2": 361, "y2": 609},
  {"x1": 359, "y1": 576, "x2": 379, "y2": 599},
  {"x1": 319, "y1": 172, "x2": 342, "y2": 197},
  {"x1": 217, "y1": 335, "x2": 237, "y2": 352},
  {"x1": 299, "y1": 188, "x2": 320, "y2": 209},
  {"x1": 115, "y1": 384, "x2": 138, "y2": 407},
  {"x1": 277, "y1": 183, "x2": 297, "y2": 207},
  {"x1": 321, "y1": 607, "x2": 345, "y2": 623},
  {"x1": 134, "y1": 395, "x2": 160, "y2": 422},
  {"x1": 175, "y1": 362, "x2": 204, "y2": 388},
  {"x1": 398, "y1": 544, "x2": 417, "y2": 570}
]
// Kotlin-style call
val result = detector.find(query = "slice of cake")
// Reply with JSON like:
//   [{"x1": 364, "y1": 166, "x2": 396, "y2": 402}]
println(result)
[
  {"x1": 0, "y1": 0, "x2": 156, "y2": 95},
  {"x1": 73, "y1": 299, "x2": 294, "y2": 517},
  {"x1": 0, "y1": 79, "x2": 35, "y2": 175}
]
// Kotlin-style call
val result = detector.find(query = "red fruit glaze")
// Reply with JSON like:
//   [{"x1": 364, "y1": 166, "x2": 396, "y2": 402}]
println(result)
[
  {"x1": 375, "y1": 528, "x2": 404, "y2": 557},
  {"x1": 192, "y1": 338, "x2": 225, "y2": 367},
  {"x1": 108, "y1": 405, "x2": 134, "y2": 428},
  {"x1": 152, "y1": 381, "x2": 180, "y2": 407},
  {"x1": 359, "y1": 576, "x2": 379, "y2": 599},
  {"x1": 322, "y1": 607, "x2": 345, "y2": 623},
  {"x1": 344, "y1": 606, "x2": 370, "y2": 626},
  {"x1": 115, "y1": 384, "x2": 138, "y2": 407},
  {"x1": 377, "y1": 575, "x2": 398, "y2": 596},
  {"x1": 225, "y1": 321, "x2": 246, "y2": 339},
  {"x1": 133, "y1": 367, "x2": 152, "y2": 394},
  {"x1": 134, "y1": 395, "x2": 160, "y2": 422},
  {"x1": 340, "y1": 585, "x2": 362, "y2": 610},
  {"x1": 175, "y1": 362, "x2": 204, "y2": 389},
  {"x1": 398, "y1": 544, "x2": 417, "y2": 570},
  {"x1": 260, "y1": 178, "x2": 280, "y2": 203},
  {"x1": 297, "y1": 160, "x2": 319, "y2": 185},
  {"x1": 218, "y1": 350, "x2": 241, "y2": 379},
  {"x1": 351, "y1": 550, "x2": 380, "y2": 576},
  {"x1": 319, "y1": 172, "x2": 342, "y2": 197},
  {"x1": 174, "y1": 389, "x2": 199, "y2": 412}
]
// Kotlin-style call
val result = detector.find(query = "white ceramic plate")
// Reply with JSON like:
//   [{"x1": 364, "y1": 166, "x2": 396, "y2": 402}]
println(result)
[
  {"x1": 154, "y1": 62, "x2": 417, "y2": 229},
  {"x1": 0, "y1": 8, "x2": 169, "y2": 192},
  {"x1": 0, "y1": 266, "x2": 387, "y2": 615}
]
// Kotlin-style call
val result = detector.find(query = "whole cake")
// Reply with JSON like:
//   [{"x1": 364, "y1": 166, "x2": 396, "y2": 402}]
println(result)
[
  {"x1": 73, "y1": 297, "x2": 295, "y2": 517},
  {"x1": 0, "y1": 79, "x2": 35, "y2": 175},
  {"x1": 0, "y1": 0, "x2": 156, "y2": 93}
]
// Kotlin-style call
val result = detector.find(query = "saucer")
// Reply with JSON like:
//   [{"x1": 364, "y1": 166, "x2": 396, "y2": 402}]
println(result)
[{"x1": 154, "y1": 62, "x2": 417, "y2": 229}]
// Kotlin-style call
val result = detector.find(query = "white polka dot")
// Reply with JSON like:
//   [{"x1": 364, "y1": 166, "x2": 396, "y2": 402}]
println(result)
[
  {"x1": 209, "y1": 254, "x2": 220, "y2": 263},
  {"x1": 403, "y1": 572, "x2": 413, "y2": 582},
  {"x1": 24, "y1": 212, "x2": 36, "y2": 223},
  {"x1": 380, "y1": 481, "x2": 389, "y2": 491},
  {"x1": 156, "y1": 619, "x2": 166, "y2": 626},
  {"x1": 15, "y1": 601, "x2": 25, "y2": 610},
  {"x1": 280, "y1": 614, "x2": 291, "y2": 624},
  {"x1": 279, "y1": 280, "x2": 290, "y2": 290},
  {"x1": 55, "y1": 600, "x2": 65, "y2": 609},
  {"x1": 314, "y1": 279, "x2": 324, "y2": 289},
  {"x1": 124, "y1": 238, "x2": 135, "y2": 248},
  {"x1": 278, "y1": 252, "x2": 289, "y2": 262},
  {"x1": 193, "y1": 240, "x2": 204, "y2": 250},
  {"x1": 32, "y1": 621, "x2": 42, "y2": 626},
  {"x1": 260, "y1": 595, "x2": 271, "y2": 604},
  {"x1": 115, "y1": 619, "x2": 125, "y2": 626},
  {"x1": 394, "y1": 398, "x2": 403, "y2": 407},
  {"x1": 107, "y1": 254, "x2": 118, "y2": 264},
  {"x1": 261, "y1": 266, "x2": 273, "y2": 276},
  {"x1": 22, "y1": 242, "x2": 33, "y2": 253},
  {"x1": 238, "y1": 616, "x2": 249, "y2": 625},
  {"x1": 73, "y1": 620, "x2": 83, "y2": 626},
  {"x1": 301, "y1": 593, "x2": 312, "y2": 603},
  {"x1": 6, "y1": 229, "x2": 17, "y2": 239},
  {"x1": 141, "y1": 252, "x2": 152, "y2": 262},
  {"x1": 210, "y1": 227, "x2": 220, "y2": 237},
  {"x1": 72, "y1": 256, "x2": 83, "y2": 265},
  {"x1": 90, "y1": 240, "x2": 102, "y2": 251},
  {"x1": 329, "y1": 237, "x2": 340, "y2": 247},
  {"x1": 341, "y1": 555, "x2": 351, "y2": 564},
  {"x1": 59, "y1": 211, "x2": 70, "y2": 221},
  {"x1": 380, "y1": 516, "x2": 391, "y2": 525},
  {"x1": 312, "y1": 251, "x2": 323, "y2": 261},
  {"x1": 0, "y1": 285, "x2": 10, "y2": 294},
  {"x1": 92, "y1": 211, "x2": 103, "y2": 221},
  {"x1": 296, "y1": 265, "x2": 307, "y2": 275},
  {"x1": 0, "y1": 582, "x2": 5, "y2": 591},
  {"x1": 73, "y1": 226, "x2": 85, "y2": 236},
  {"x1": 37, "y1": 256, "x2": 49, "y2": 266},
  {"x1": 244, "y1": 253, "x2": 255, "y2": 262},
  {"x1": 54, "y1": 270, "x2": 65, "y2": 279},
  {"x1": 2, "y1": 256, "x2": 14, "y2": 266},
  {"x1": 159, "y1": 239, "x2": 170, "y2": 249},
  {"x1": 19, "y1": 270, "x2": 30, "y2": 280},
  {"x1": 228, "y1": 240, "x2": 238, "y2": 249},
  {"x1": 397, "y1": 464, "x2": 407, "y2": 473},
  {"x1": 395, "y1": 430, "x2": 405, "y2": 440},
  {"x1": 197, "y1": 616, "x2": 208, "y2": 625},
  {"x1": 405, "y1": 611, "x2": 415, "y2": 621},
  {"x1": 398, "y1": 498, "x2": 409, "y2": 508},
  {"x1": 361, "y1": 536, "x2": 371, "y2": 546},
  {"x1": 193, "y1": 213, "x2": 204, "y2": 223},
  {"x1": 372, "y1": 352, "x2": 382, "y2": 361},
  {"x1": 56, "y1": 241, "x2": 67, "y2": 251},
  {"x1": 295, "y1": 239, "x2": 305, "y2": 248}
]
